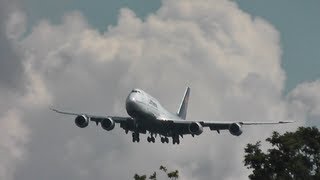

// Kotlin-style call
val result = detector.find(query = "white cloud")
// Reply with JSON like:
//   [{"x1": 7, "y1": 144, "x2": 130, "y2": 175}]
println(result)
[
  {"x1": 0, "y1": 2, "x2": 51, "y2": 179},
  {"x1": 20, "y1": 59, "x2": 52, "y2": 107},
  {"x1": 1, "y1": 0, "x2": 319, "y2": 180},
  {"x1": 0, "y1": 110, "x2": 29, "y2": 180},
  {"x1": 6, "y1": 11, "x2": 26, "y2": 40},
  {"x1": 288, "y1": 80, "x2": 320, "y2": 125}
]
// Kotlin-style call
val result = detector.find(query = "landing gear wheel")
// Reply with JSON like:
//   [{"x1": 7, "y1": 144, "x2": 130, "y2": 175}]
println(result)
[
  {"x1": 132, "y1": 132, "x2": 140, "y2": 143},
  {"x1": 148, "y1": 136, "x2": 155, "y2": 143},
  {"x1": 161, "y1": 137, "x2": 169, "y2": 143},
  {"x1": 172, "y1": 135, "x2": 180, "y2": 145}
]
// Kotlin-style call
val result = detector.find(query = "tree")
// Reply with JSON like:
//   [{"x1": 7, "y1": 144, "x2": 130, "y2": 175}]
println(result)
[
  {"x1": 244, "y1": 127, "x2": 320, "y2": 180},
  {"x1": 167, "y1": 170, "x2": 179, "y2": 180},
  {"x1": 149, "y1": 172, "x2": 157, "y2": 180},
  {"x1": 133, "y1": 174, "x2": 147, "y2": 180},
  {"x1": 134, "y1": 165, "x2": 179, "y2": 180}
]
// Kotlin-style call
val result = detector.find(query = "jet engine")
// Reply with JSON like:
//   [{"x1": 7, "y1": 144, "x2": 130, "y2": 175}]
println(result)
[
  {"x1": 75, "y1": 115, "x2": 89, "y2": 128},
  {"x1": 101, "y1": 118, "x2": 115, "y2": 131},
  {"x1": 229, "y1": 123, "x2": 243, "y2": 136},
  {"x1": 188, "y1": 122, "x2": 203, "y2": 135}
]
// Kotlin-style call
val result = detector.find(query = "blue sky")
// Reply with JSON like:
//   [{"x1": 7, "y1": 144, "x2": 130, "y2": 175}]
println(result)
[
  {"x1": 24, "y1": 0, "x2": 161, "y2": 31},
  {"x1": 236, "y1": 0, "x2": 320, "y2": 93},
  {"x1": 24, "y1": 0, "x2": 320, "y2": 93}
]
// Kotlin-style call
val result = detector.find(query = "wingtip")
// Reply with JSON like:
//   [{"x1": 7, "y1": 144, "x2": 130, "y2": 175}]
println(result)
[
  {"x1": 49, "y1": 107, "x2": 59, "y2": 113},
  {"x1": 279, "y1": 120, "x2": 296, "y2": 124}
]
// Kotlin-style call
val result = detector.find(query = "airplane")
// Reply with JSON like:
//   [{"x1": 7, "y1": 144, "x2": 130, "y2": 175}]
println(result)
[{"x1": 51, "y1": 87, "x2": 294, "y2": 145}]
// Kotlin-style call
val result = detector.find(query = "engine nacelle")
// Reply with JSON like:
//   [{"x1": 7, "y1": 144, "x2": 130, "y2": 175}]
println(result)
[
  {"x1": 75, "y1": 115, "x2": 89, "y2": 128},
  {"x1": 101, "y1": 118, "x2": 115, "y2": 131},
  {"x1": 229, "y1": 123, "x2": 243, "y2": 136},
  {"x1": 188, "y1": 122, "x2": 203, "y2": 135}
]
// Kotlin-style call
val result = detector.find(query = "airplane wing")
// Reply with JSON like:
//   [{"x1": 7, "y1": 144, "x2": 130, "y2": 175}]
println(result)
[
  {"x1": 50, "y1": 108, "x2": 137, "y2": 133},
  {"x1": 159, "y1": 118, "x2": 295, "y2": 136},
  {"x1": 202, "y1": 120, "x2": 294, "y2": 130},
  {"x1": 50, "y1": 108, "x2": 129, "y2": 123}
]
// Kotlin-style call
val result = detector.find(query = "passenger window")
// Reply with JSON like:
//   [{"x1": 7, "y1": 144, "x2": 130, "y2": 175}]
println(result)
[{"x1": 149, "y1": 100, "x2": 157, "y2": 108}]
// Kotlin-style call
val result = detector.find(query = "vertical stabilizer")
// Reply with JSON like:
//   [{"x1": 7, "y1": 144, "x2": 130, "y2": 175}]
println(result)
[{"x1": 177, "y1": 87, "x2": 190, "y2": 120}]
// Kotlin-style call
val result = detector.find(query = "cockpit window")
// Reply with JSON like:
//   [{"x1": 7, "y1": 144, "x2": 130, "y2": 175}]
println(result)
[{"x1": 132, "y1": 89, "x2": 141, "y2": 93}]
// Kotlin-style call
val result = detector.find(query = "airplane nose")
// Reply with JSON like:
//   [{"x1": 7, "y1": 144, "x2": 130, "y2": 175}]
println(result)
[
  {"x1": 126, "y1": 93, "x2": 138, "y2": 109},
  {"x1": 126, "y1": 93, "x2": 139, "y2": 117},
  {"x1": 127, "y1": 93, "x2": 136, "y2": 103}
]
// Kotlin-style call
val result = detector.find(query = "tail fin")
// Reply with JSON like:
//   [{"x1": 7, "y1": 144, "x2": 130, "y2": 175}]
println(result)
[{"x1": 177, "y1": 87, "x2": 190, "y2": 120}]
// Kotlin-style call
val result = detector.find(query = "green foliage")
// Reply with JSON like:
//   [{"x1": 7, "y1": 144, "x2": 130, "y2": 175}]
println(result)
[
  {"x1": 244, "y1": 127, "x2": 320, "y2": 180},
  {"x1": 134, "y1": 174, "x2": 146, "y2": 180},
  {"x1": 149, "y1": 172, "x2": 156, "y2": 180},
  {"x1": 167, "y1": 170, "x2": 179, "y2": 180},
  {"x1": 160, "y1": 165, "x2": 168, "y2": 173},
  {"x1": 134, "y1": 165, "x2": 179, "y2": 180}
]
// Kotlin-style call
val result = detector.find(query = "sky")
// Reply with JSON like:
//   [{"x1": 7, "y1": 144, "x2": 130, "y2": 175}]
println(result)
[
  {"x1": 23, "y1": 0, "x2": 320, "y2": 93},
  {"x1": 0, "y1": 0, "x2": 320, "y2": 180}
]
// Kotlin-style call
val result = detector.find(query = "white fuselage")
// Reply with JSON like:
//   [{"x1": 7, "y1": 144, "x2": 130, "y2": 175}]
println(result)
[{"x1": 125, "y1": 89, "x2": 181, "y2": 133}]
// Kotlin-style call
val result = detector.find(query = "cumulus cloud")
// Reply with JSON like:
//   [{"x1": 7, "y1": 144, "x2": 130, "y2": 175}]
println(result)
[
  {"x1": 288, "y1": 80, "x2": 320, "y2": 126},
  {"x1": 0, "y1": 1, "x2": 51, "y2": 180},
  {"x1": 0, "y1": 110, "x2": 29, "y2": 180},
  {"x1": 1, "y1": 0, "x2": 319, "y2": 180},
  {"x1": 0, "y1": 0, "x2": 26, "y2": 90}
]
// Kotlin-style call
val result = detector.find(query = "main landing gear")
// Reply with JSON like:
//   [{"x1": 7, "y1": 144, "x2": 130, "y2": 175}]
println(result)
[
  {"x1": 132, "y1": 132, "x2": 140, "y2": 143},
  {"x1": 172, "y1": 135, "x2": 180, "y2": 145},
  {"x1": 132, "y1": 132, "x2": 180, "y2": 145},
  {"x1": 160, "y1": 136, "x2": 169, "y2": 144},
  {"x1": 147, "y1": 135, "x2": 155, "y2": 143}
]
